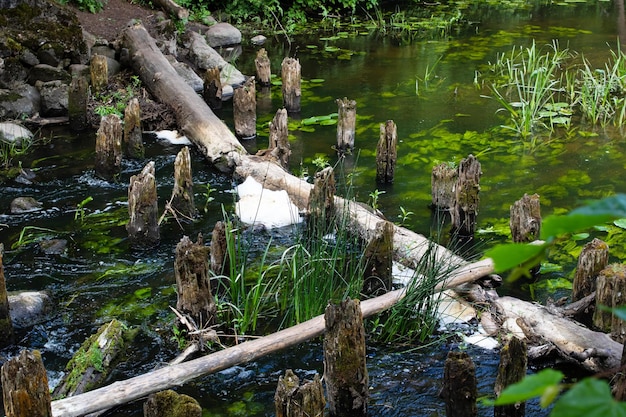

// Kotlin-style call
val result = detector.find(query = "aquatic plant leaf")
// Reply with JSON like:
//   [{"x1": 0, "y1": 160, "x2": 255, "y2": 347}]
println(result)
[
  {"x1": 614, "y1": 218, "x2": 626, "y2": 229},
  {"x1": 551, "y1": 378, "x2": 626, "y2": 417},
  {"x1": 541, "y1": 214, "x2": 616, "y2": 240},
  {"x1": 493, "y1": 369, "x2": 563, "y2": 405},
  {"x1": 484, "y1": 242, "x2": 548, "y2": 273}
]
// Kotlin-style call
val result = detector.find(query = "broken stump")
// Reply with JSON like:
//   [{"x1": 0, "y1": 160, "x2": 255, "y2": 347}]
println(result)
[
  {"x1": 572, "y1": 238, "x2": 609, "y2": 302},
  {"x1": 169, "y1": 146, "x2": 197, "y2": 221},
  {"x1": 451, "y1": 155, "x2": 481, "y2": 238},
  {"x1": 274, "y1": 370, "x2": 325, "y2": 417},
  {"x1": 0, "y1": 245, "x2": 13, "y2": 348},
  {"x1": 233, "y1": 77, "x2": 256, "y2": 139},
  {"x1": 126, "y1": 161, "x2": 160, "y2": 247},
  {"x1": 376, "y1": 119, "x2": 397, "y2": 183},
  {"x1": 255, "y1": 48, "x2": 271, "y2": 87},
  {"x1": 210, "y1": 220, "x2": 228, "y2": 278},
  {"x1": 94, "y1": 114, "x2": 123, "y2": 182},
  {"x1": 281, "y1": 57, "x2": 301, "y2": 113},
  {"x1": 123, "y1": 97, "x2": 144, "y2": 159},
  {"x1": 593, "y1": 263, "x2": 626, "y2": 342},
  {"x1": 431, "y1": 162, "x2": 458, "y2": 211},
  {"x1": 442, "y1": 350, "x2": 477, "y2": 417},
  {"x1": 268, "y1": 108, "x2": 290, "y2": 168},
  {"x1": 308, "y1": 166, "x2": 336, "y2": 235},
  {"x1": 68, "y1": 74, "x2": 89, "y2": 132},
  {"x1": 90, "y1": 54, "x2": 108, "y2": 96},
  {"x1": 1, "y1": 349, "x2": 52, "y2": 417},
  {"x1": 336, "y1": 97, "x2": 357, "y2": 152},
  {"x1": 363, "y1": 220, "x2": 394, "y2": 296},
  {"x1": 509, "y1": 193, "x2": 541, "y2": 244},
  {"x1": 203, "y1": 67, "x2": 222, "y2": 110},
  {"x1": 494, "y1": 336, "x2": 527, "y2": 417}
]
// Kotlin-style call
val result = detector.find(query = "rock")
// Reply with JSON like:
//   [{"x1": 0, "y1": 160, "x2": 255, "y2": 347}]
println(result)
[
  {"x1": 39, "y1": 238, "x2": 67, "y2": 255},
  {"x1": 37, "y1": 80, "x2": 68, "y2": 117},
  {"x1": 10, "y1": 196, "x2": 43, "y2": 213},
  {"x1": 0, "y1": 122, "x2": 34, "y2": 146},
  {"x1": 206, "y1": 22, "x2": 241, "y2": 47},
  {"x1": 166, "y1": 55, "x2": 204, "y2": 93},
  {"x1": 0, "y1": 57, "x2": 29, "y2": 87},
  {"x1": 186, "y1": 31, "x2": 246, "y2": 89},
  {"x1": 251, "y1": 35, "x2": 267, "y2": 46},
  {"x1": 0, "y1": 85, "x2": 40, "y2": 119},
  {"x1": 8, "y1": 291, "x2": 52, "y2": 328},
  {"x1": 28, "y1": 63, "x2": 72, "y2": 85}
]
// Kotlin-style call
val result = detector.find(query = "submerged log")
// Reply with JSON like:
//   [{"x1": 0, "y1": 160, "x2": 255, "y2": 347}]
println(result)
[
  {"x1": 336, "y1": 97, "x2": 356, "y2": 151},
  {"x1": 94, "y1": 114, "x2": 123, "y2": 182},
  {"x1": 572, "y1": 238, "x2": 609, "y2": 302},
  {"x1": 68, "y1": 74, "x2": 88, "y2": 132},
  {"x1": 494, "y1": 336, "x2": 527, "y2": 417},
  {"x1": 593, "y1": 263, "x2": 626, "y2": 342},
  {"x1": 451, "y1": 154, "x2": 481, "y2": 237},
  {"x1": 274, "y1": 370, "x2": 325, "y2": 417},
  {"x1": 255, "y1": 48, "x2": 271, "y2": 86},
  {"x1": 144, "y1": 390, "x2": 201, "y2": 417},
  {"x1": 442, "y1": 350, "x2": 477, "y2": 417},
  {"x1": 233, "y1": 77, "x2": 256, "y2": 139},
  {"x1": 123, "y1": 97, "x2": 144, "y2": 159},
  {"x1": 1, "y1": 349, "x2": 52, "y2": 417},
  {"x1": 126, "y1": 161, "x2": 160, "y2": 247},
  {"x1": 375, "y1": 120, "x2": 397, "y2": 183},
  {"x1": 268, "y1": 108, "x2": 290, "y2": 168},
  {"x1": 203, "y1": 66, "x2": 222, "y2": 110},
  {"x1": 324, "y1": 298, "x2": 368, "y2": 417},
  {"x1": 509, "y1": 193, "x2": 541, "y2": 243},
  {"x1": 169, "y1": 146, "x2": 197, "y2": 221},
  {"x1": 281, "y1": 57, "x2": 301, "y2": 113},
  {"x1": 431, "y1": 162, "x2": 457, "y2": 211},
  {"x1": 0, "y1": 245, "x2": 14, "y2": 348},
  {"x1": 90, "y1": 54, "x2": 108, "y2": 95},
  {"x1": 363, "y1": 220, "x2": 394, "y2": 296}
]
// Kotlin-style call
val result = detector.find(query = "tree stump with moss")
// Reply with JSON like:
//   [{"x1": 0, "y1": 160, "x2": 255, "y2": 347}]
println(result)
[
  {"x1": 268, "y1": 108, "x2": 290, "y2": 168},
  {"x1": 255, "y1": 48, "x2": 271, "y2": 87},
  {"x1": 593, "y1": 263, "x2": 626, "y2": 341},
  {"x1": 281, "y1": 57, "x2": 301, "y2": 114},
  {"x1": 363, "y1": 220, "x2": 394, "y2": 296},
  {"x1": 375, "y1": 120, "x2": 397, "y2": 183},
  {"x1": 126, "y1": 161, "x2": 160, "y2": 247},
  {"x1": 451, "y1": 155, "x2": 481, "y2": 238},
  {"x1": 175, "y1": 234, "x2": 216, "y2": 328},
  {"x1": 1, "y1": 349, "x2": 52, "y2": 417},
  {"x1": 573, "y1": 238, "x2": 609, "y2": 302},
  {"x1": 431, "y1": 162, "x2": 457, "y2": 211},
  {"x1": 0, "y1": 245, "x2": 14, "y2": 348},
  {"x1": 144, "y1": 389, "x2": 201, "y2": 417},
  {"x1": 203, "y1": 66, "x2": 222, "y2": 110},
  {"x1": 324, "y1": 298, "x2": 368, "y2": 417},
  {"x1": 169, "y1": 146, "x2": 197, "y2": 221},
  {"x1": 68, "y1": 74, "x2": 88, "y2": 132},
  {"x1": 308, "y1": 166, "x2": 336, "y2": 235},
  {"x1": 442, "y1": 350, "x2": 477, "y2": 417},
  {"x1": 94, "y1": 114, "x2": 123, "y2": 182},
  {"x1": 494, "y1": 336, "x2": 527, "y2": 417},
  {"x1": 233, "y1": 77, "x2": 256, "y2": 139},
  {"x1": 336, "y1": 97, "x2": 357, "y2": 152},
  {"x1": 90, "y1": 54, "x2": 108, "y2": 96},
  {"x1": 510, "y1": 193, "x2": 541, "y2": 243},
  {"x1": 123, "y1": 97, "x2": 144, "y2": 159},
  {"x1": 274, "y1": 370, "x2": 325, "y2": 417}
]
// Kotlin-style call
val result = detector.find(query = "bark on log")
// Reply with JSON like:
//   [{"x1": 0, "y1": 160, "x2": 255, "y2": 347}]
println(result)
[
  {"x1": 123, "y1": 97, "x2": 144, "y2": 159},
  {"x1": 144, "y1": 390, "x2": 201, "y2": 417},
  {"x1": 0, "y1": 246, "x2": 13, "y2": 348},
  {"x1": 90, "y1": 54, "x2": 107, "y2": 95},
  {"x1": 233, "y1": 77, "x2": 256, "y2": 139},
  {"x1": 267, "y1": 108, "x2": 290, "y2": 168},
  {"x1": 126, "y1": 161, "x2": 160, "y2": 247},
  {"x1": 151, "y1": 0, "x2": 189, "y2": 20},
  {"x1": 363, "y1": 220, "x2": 394, "y2": 296},
  {"x1": 94, "y1": 114, "x2": 122, "y2": 182},
  {"x1": 68, "y1": 74, "x2": 88, "y2": 132},
  {"x1": 255, "y1": 48, "x2": 271, "y2": 87},
  {"x1": 431, "y1": 162, "x2": 457, "y2": 211},
  {"x1": 494, "y1": 336, "x2": 527, "y2": 417},
  {"x1": 203, "y1": 66, "x2": 222, "y2": 110},
  {"x1": 376, "y1": 120, "x2": 397, "y2": 183},
  {"x1": 572, "y1": 238, "x2": 609, "y2": 302},
  {"x1": 451, "y1": 155, "x2": 481, "y2": 237},
  {"x1": 274, "y1": 370, "x2": 325, "y2": 417},
  {"x1": 336, "y1": 97, "x2": 356, "y2": 151},
  {"x1": 2, "y1": 349, "x2": 52, "y2": 417},
  {"x1": 509, "y1": 193, "x2": 541, "y2": 243},
  {"x1": 281, "y1": 57, "x2": 301, "y2": 113},
  {"x1": 169, "y1": 146, "x2": 197, "y2": 220},
  {"x1": 442, "y1": 350, "x2": 477, "y2": 417}
]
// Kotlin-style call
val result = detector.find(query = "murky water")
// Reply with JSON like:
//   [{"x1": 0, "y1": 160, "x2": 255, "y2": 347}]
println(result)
[{"x1": 0, "y1": 1, "x2": 623, "y2": 416}]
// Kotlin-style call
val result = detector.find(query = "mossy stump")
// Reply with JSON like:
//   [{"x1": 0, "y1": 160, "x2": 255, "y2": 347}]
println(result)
[
  {"x1": 510, "y1": 193, "x2": 541, "y2": 243},
  {"x1": 255, "y1": 48, "x2": 271, "y2": 87},
  {"x1": 144, "y1": 389, "x2": 202, "y2": 417},
  {"x1": 336, "y1": 97, "x2": 356, "y2": 152},
  {"x1": 494, "y1": 336, "x2": 527, "y2": 417},
  {"x1": 594, "y1": 263, "x2": 626, "y2": 342},
  {"x1": 0, "y1": 246, "x2": 14, "y2": 348},
  {"x1": 324, "y1": 298, "x2": 368, "y2": 417},
  {"x1": 169, "y1": 146, "x2": 197, "y2": 220},
  {"x1": 90, "y1": 54, "x2": 108, "y2": 95},
  {"x1": 1, "y1": 349, "x2": 52, "y2": 417},
  {"x1": 68, "y1": 74, "x2": 88, "y2": 132},
  {"x1": 376, "y1": 120, "x2": 397, "y2": 183},
  {"x1": 268, "y1": 108, "x2": 290, "y2": 168},
  {"x1": 123, "y1": 97, "x2": 144, "y2": 159},
  {"x1": 281, "y1": 57, "x2": 301, "y2": 114},
  {"x1": 95, "y1": 114, "x2": 123, "y2": 182},
  {"x1": 233, "y1": 77, "x2": 256, "y2": 139},
  {"x1": 126, "y1": 161, "x2": 160, "y2": 247},
  {"x1": 203, "y1": 66, "x2": 222, "y2": 110},
  {"x1": 572, "y1": 238, "x2": 609, "y2": 302},
  {"x1": 431, "y1": 162, "x2": 458, "y2": 211},
  {"x1": 308, "y1": 166, "x2": 336, "y2": 236},
  {"x1": 274, "y1": 370, "x2": 325, "y2": 417},
  {"x1": 363, "y1": 220, "x2": 394, "y2": 296},
  {"x1": 442, "y1": 350, "x2": 477, "y2": 417},
  {"x1": 451, "y1": 154, "x2": 481, "y2": 238}
]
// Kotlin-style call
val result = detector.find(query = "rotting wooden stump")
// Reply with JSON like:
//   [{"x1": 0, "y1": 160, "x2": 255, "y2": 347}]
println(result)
[
  {"x1": 614, "y1": 341, "x2": 626, "y2": 401},
  {"x1": 594, "y1": 263, "x2": 626, "y2": 342},
  {"x1": 363, "y1": 220, "x2": 394, "y2": 296},
  {"x1": 509, "y1": 193, "x2": 541, "y2": 243},
  {"x1": 451, "y1": 154, "x2": 481, "y2": 238},
  {"x1": 431, "y1": 162, "x2": 458, "y2": 211},
  {"x1": 375, "y1": 119, "x2": 397, "y2": 183},
  {"x1": 0, "y1": 245, "x2": 13, "y2": 348},
  {"x1": 233, "y1": 77, "x2": 256, "y2": 139},
  {"x1": 94, "y1": 114, "x2": 123, "y2": 182},
  {"x1": 144, "y1": 389, "x2": 201, "y2": 417},
  {"x1": 126, "y1": 161, "x2": 160, "y2": 247},
  {"x1": 442, "y1": 350, "x2": 477, "y2": 417},
  {"x1": 324, "y1": 298, "x2": 368, "y2": 417},
  {"x1": 123, "y1": 97, "x2": 144, "y2": 159},
  {"x1": 274, "y1": 370, "x2": 325, "y2": 417},
  {"x1": 90, "y1": 54, "x2": 108, "y2": 96},
  {"x1": 308, "y1": 166, "x2": 336, "y2": 234},
  {"x1": 175, "y1": 234, "x2": 215, "y2": 328},
  {"x1": 268, "y1": 108, "x2": 290, "y2": 168},
  {"x1": 572, "y1": 238, "x2": 609, "y2": 302},
  {"x1": 1, "y1": 349, "x2": 52, "y2": 417},
  {"x1": 203, "y1": 66, "x2": 222, "y2": 110},
  {"x1": 210, "y1": 220, "x2": 228, "y2": 279},
  {"x1": 169, "y1": 146, "x2": 197, "y2": 221},
  {"x1": 336, "y1": 97, "x2": 357, "y2": 152},
  {"x1": 255, "y1": 48, "x2": 271, "y2": 87},
  {"x1": 281, "y1": 57, "x2": 301, "y2": 114},
  {"x1": 494, "y1": 336, "x2": 527, "y2": 417},
  {"x1": 68, "y1": 74, "x2": 88, "y2": 132}
]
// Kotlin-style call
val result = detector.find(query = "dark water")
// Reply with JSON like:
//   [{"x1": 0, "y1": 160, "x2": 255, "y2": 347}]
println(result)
[{"x1": 0, "y1": 1, "x2": 623, "y2": 416}]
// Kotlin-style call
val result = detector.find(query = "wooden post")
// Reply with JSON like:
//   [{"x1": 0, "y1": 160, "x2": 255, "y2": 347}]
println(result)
[
  {"x1": 123, "y1": 97, "x2": 144, "y2": 159},
  {"x1": 593, "y1": 263, "x2": 626, "y2": 342},
  {"x1": 255, "y1": 48, "x2": 271, "y2": 87},
  {"x1": 144, "y1": 390, "x2": 201, "y2": 417},
  {"x1": 90, "y1": 54, "x2": 108, "y2": 96},
  {"x1": 363, "y1": 220, "x2": 394, "y2": 296},
  {"x1": 442, "y1": 350, "x2": 477, "y2": 417},
  {"x1": 336, "y1": 97, "x2": 357, "y2": 152},
  {"x1": 170, "y1": 146, "x2": 197, "y2": 220},
  {"x1": 376, "y1": 119, "x2": 397, "y2": 183},
  {"x1": 175, "y1": 234, "x2": 216, "y2": 328},
  {"x1": 126, "y1": 161, "x2": 160, "y2": 247},
  {"x1": 68, "y1": 74, "x2": 88, "y2": 132},
  {"x1": 203, "y1": 67, "x2": 222, "y2": 110},
  {"x1": 210, "y1": 220, "x2": 228, "y2": 278},
  {"x1": 572, "y1": 238, "x2": 609, "y2": 302},
  {"x1": 324, "y1": 298, "x2": 368, "y2": 417},
  {"x1": 451, "y1": 154, "x2": 481, "y2": 237},
  {"x1": 274, "y1": 370, "x2": 325, "y2": 417},
  {"x1": 494, "y1": 336, "x2": 527, "y2": 417},
  {"x1": 308, "y1": 166, "x2": 336, "y2": 235},
  {"x1": 509, "y1": 193, "x2": 541, "y2": 243},
  {"x1": 0, "y1": 245, "x2": 14, "y2": 348},
  {"x1": 268, "y1": 108, "x2": 290, "y2": 168},
  {"x1": 233, "y1": 77, "x2": 257, "y2": 139},
  {"x1": 281, "y1": 57, "x2": 301, "y2": 114},
  {"x1": 94, "y1": 114, "x2": 123, "y2": 182},
  {"x1": 431, "y1": 162, "x2": 458, "y2": 211},
  {"x1": 1, "y1": 349, "x2": 52, "y2": 417}
]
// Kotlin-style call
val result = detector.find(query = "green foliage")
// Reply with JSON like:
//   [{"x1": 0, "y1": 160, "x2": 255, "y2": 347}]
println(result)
[
  {"x1": 58, "y1": 0, "x2": 106, "y2": 13},
  {"x1": 368, "y1": 189, "x2": 385, "y2": 211},
  {"x1": 0, "y1": 132, "x2": 33, "y2": 170},
  {"x1": 74, "y1": 196, "x2": 93, "y2": 223}
]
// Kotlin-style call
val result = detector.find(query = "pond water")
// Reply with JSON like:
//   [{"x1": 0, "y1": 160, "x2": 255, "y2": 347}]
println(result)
[{"x1": 1, "y1": 1, "x2": 624, "y2": 416}]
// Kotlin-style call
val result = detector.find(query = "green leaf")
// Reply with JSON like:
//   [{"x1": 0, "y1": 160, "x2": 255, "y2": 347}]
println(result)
[
  {"x1": 484, "y1": 242, "x2": 548, "y2": 273},
  {"x1": 551, "y1": 378, "x2": 626, "y2": 417},
  {"x1": 494, "y1": 369, "x2": 563, "y2": 405},
  {"x1": 541, "y1": 214, "x2": 617, "y2": 240},
  {"x1": 614, "y1": 218, "x2": 626, "y2": 229}
]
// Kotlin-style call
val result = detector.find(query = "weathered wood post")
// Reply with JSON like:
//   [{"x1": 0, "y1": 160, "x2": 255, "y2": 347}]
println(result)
[
  {"x1": 126, "y1": 161, "x2": 160, "y2": 247},
  {"x1": 233, "y1": 77, "x2": 257, "y2": 139},
  {"x1": 363, "y1": 220, "x2": 394, "y2": 296},
  {"x1": 68, "y1": 74, "x2": 89, "y2": 131},
  {"x1": 169, "y1": 146, "x2": 197, "y2": 220},
  {"x1": 255, "y1": 48, "x2": 271, "y2": 87},
  {"x1": 593, "y1": 263, "x2": 626, "y2": 342},
  {"x1": 94, "y1": 114, "x2": 123, "y2": 182},
  {"x1": 175, "y1": 234, "x2": 216, "y2": 328},
  {"x1": 336, "y1": 97, "x2": 357, "y2": 152},
  {"x1": 90, "y1": 54, "x2": 108, "y2": 96},
  {"x1": 451, "y1": 154, "x2": 481, "y2": 238},
  {"x1": 210, "y1": 220, "x2": 228, "y2": 278},
  {"x1": 572, "y1": 238, "x2": 609, "y2": 302},
  {"x1": 268, "y1": 108, "x2": 290, "y2": 168},
  {"x1": 308, "y1": 166, "x2": 336, "y2": 235},
  {"x1": 442, "y1": 350, "x2": 477, "y2": 417},
  {"x1": 494, "y1": 336, "x2": 527, "y2": 417},
  {"x1": 431, "y1": 162, "x2": 458, "y2": 211},
  {"x1": 274, "y1": 370, "x2": 325, "y2": 417},
  {"x1": 1, "y1": 349, "x2": 52, "y2": 417},
  {"x1": 0, "y1": 245, "x2": 14, "y2": 348},
  {"x1": 376, "y1": 119, "x2": 397, "y2": 183},
  {"x1": 324, "y1": 298, "x2": 368, "y2": 417},
  {"x1": 203, "y1": 66, "x2": 222, "y2": 110},
  {"x1": 144, "y1": 390, "x2": 202, "y2": 417},
  {"x1": 281, "y1": 57, "x2": 301, "y2": 114},
  {"x1": 509, "y1": 193, "x2": 541, "y2": 243},
  {"x1": 123, "y1": 97, "x2": 144, "y2": 159}
]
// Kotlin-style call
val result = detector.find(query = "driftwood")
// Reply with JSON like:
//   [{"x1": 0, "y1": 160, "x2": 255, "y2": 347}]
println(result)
[{"x1": 152, "y1": 0, "x2": 189, "y2": 20}]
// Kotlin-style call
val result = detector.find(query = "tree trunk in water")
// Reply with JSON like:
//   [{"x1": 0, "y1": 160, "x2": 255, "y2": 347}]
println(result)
[
  {"x1": 143, "y1": 390, "x2": 201, "y2": 417},
  {"x1": 255, "y1": 48, "x2": 271, "y2": 87},
  {"x1": 274, "y1": 370, "x2": 325, "y2": 417},
  {"x1": 0, "y1": 246, "x2": 13, "y2": 348},
  {"x1": 68, "y1": 74, "x2": 88, "y2": 132},
  {"x1": 509, "y1": 193, "x2": 541, "y2": 243},
  {"x1": 170, "y1": 146, "x2": 197, "y2": 221},
  {"x1": 442, "y1": 350, "x2": 477, "y2": 417},
  {"x1": 268, "y1": 108, "x2": 290, "y2": 168},
  {"x1": 94, "y1": 114, "x2": 122, "y2": 182},
  {"x1": 175, "y1": 234, "x2": 216, "y2": 328},
  {"x1": 451, "y1": 155, "x2": 481, "y2": 237},
  {"x1": 123, "y1": 97, "x2": 144, "y2": 159},
  {"x1": 1, "y1": 350, "x2": 52, "y2": 417},
  {"x1": 363, "y1": 220, "x2": 394, "y2": 296},
  {"x1": 126, "y1": 161, "x2": 160, "y2": 247},
  {"x1": 336, "y1": 97, "x2": 356, "y2": 151},
  {"x1": 281, "y1": 57, "x2": 301, "y2": 114},
  {"x1": 308, "y1": 166, "x2": 336, "y2": 235},
  {"x1": 572, "y1": 238, "x2": 609, "y2": 302},
  {"x1": 431, "y1": 162, "x2": 458, "y2": 211},
  {"x1": 593, "y1": 263, "x2": 626, "y2": 342},
  {"x1": 233, "y1": 77, "x2": 256, "y2": 139},
  {"x1": 203, "y1": 67, "x2": 222, "y2": 110},
  {"x1": 90, "y1": 54, "x2": 107, "y2": 95},
  {"x1": 324, "y1": 298, "x2": 368, "y2": 417},
  {"x1": 494, "y1": 336, "x2": 527, "y2": 417},
  {"x1": 376, "y1": 120, "x2": 397, "y2": 183}
]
